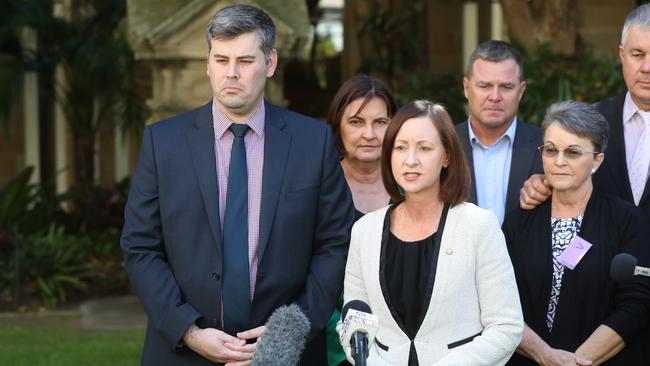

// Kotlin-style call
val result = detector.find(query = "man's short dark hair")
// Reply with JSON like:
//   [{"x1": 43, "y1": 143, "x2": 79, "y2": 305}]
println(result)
[
  {"x1": 206, "y1": 4, "x2": 276, "y2": 57},
  {"x1": 465, "y1": 40, "x2": 524, "y2": 81}
]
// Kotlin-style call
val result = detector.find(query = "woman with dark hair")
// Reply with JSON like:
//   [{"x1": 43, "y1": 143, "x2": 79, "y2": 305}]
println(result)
[
  {"x1": 340, "y1": 100, "x2": 523, "y2": 365},
  {"x1": 504, "y1": 101, "x2": 650, "y2": 366},
  {"x1": 327, "y1": 74, "x2": 397, "y2": 217},
  {"x1": 325, "y1": 74, "x2": 397, "y2": 366}
]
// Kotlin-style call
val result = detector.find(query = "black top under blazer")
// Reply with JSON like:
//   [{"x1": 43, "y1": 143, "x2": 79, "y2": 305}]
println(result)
[{"x1": 503, "y1": 191, "x2": 650, "y2": 365}]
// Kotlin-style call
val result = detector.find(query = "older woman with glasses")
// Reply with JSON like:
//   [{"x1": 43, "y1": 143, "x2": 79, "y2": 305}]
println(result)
[{"x1": 503, "y1": 101, "x2": 650, "y2": 366}]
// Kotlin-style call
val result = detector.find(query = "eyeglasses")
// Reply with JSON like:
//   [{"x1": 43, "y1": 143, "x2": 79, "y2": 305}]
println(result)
[{"x1": 537, "y1": 145, "x2": 598, "y2": 160}]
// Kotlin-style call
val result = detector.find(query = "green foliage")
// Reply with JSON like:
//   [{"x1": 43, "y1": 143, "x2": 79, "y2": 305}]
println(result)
[
  {"x1": 313, "y1": 36, "x2": 338, "y2": 89},
  {"x1": 0, "y1": 169, "x2": 129, "y2": 310},
  {"x1": 18, "y1": 225, "x2": 93, "y2": 308},
  {"x1": 0, "y1": 167, "x2": 63, "y2": 234},
  {"x1": 355, "y1": 3, "x2": 625, "y2": 125},
  {"x1": 353, "y1": 0, "x2": 467, "y2": 121},
  {"x1": 57, "y1": 178, "x2": 130, "y2": 235},
  {"x1": 0, "y1": 0, "x2": 147, "y2": 184},
  {"x1": 396, "y1": 71, "x2": 467, "y2": 124},
  {"x1": 519, "y1": 43, "x2": 626, "y2": 125},
  {"x1": 2, "y1": 224, "x2": 126, "y2": 309},
  {"x1": 357, "y1": 1, "x2": 427, "y2": 83},
  {"x1": 0, "y1": 168, "x2": 36, "y2": 231},
  {"x1": 356, "y1": 41, "x2": 625, "y2": 125}
]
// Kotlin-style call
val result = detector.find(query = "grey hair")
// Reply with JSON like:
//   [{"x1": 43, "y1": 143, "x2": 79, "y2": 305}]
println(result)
[
  {"x1": 542, "y1": 101, "x2": 609, "y2": 153},
  {"x1": 206, "y1": 4, "x2": 276, "y2": 57},
  {"x1": 621, "y1": 3, "x2": 650, "y2": 46},
  {"x1": 465, "y1": 40, "x2": 524, "y2": 81}
]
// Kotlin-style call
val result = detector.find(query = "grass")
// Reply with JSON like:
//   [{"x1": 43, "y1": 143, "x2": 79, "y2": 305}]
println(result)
[{"x1": 0, "y1": 312, "x2": 144, "y2": 366}]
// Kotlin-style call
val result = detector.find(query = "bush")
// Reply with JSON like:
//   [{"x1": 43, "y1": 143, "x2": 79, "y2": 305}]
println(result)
[
  {"x1": 0, "y1": 168, "x2": 130, "y2": 310},
  {"x1": 2, "y1": 226, "x2": 128, "y2": 310},
  {"x1": 0, "y1": 168, "x2": 62, "y2": 235},
  {"x1": 519, "y1": 43, "x2": 626, "y2": 125},
  {"x1": 379, "y1": 44, "x2": 626, "y2": 126},
  {"x1": 393, "y1": 71, "x2": 466, "y2": 123},
  {"x1": 353, "y1": 1, "x2": 626, "y2": 125},
  {"x1": 17, "y1": 225, "x2": 93, "y2": 308}
]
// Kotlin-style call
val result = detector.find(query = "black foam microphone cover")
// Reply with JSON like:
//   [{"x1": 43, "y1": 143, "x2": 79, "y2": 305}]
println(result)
[
  {"x1": 610, "y1": 253, "x2": 637, "y2": 282},
  {"x1": 341, "y1": 299, "x2": 372, "y2": 320}
]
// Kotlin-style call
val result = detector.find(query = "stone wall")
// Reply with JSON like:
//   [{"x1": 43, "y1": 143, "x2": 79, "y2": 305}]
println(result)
[{"x1": 126, "y1": 0, "x2": 311, "y2": 123}]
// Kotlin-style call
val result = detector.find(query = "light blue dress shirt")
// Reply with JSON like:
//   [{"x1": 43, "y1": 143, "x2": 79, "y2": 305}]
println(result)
[{"x1": 468, "y1": 118, "x2": 517, "y2": 224}]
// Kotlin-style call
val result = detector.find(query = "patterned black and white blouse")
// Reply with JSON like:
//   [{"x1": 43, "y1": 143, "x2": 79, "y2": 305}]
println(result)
[{"x1": 546, "y1": 215, "x2": 583, "y2": 331}]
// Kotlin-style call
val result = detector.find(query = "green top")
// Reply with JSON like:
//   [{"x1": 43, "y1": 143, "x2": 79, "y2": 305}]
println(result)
[{"x1": 326, "y1": 293, "x2": 347, "y2": 366}]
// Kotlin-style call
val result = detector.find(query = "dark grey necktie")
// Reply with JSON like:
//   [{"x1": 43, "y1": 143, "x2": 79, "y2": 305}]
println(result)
[{"x1": 222, "y1": 123, "x2": 251, "y2": 335}]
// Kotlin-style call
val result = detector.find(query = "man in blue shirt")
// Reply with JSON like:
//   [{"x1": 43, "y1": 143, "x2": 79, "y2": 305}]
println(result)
[{"x1": 455, "y1": 40, "x2": 542, "y2": 224}]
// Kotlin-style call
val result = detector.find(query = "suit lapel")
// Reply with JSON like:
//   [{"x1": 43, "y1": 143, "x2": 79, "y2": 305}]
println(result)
[
  {"x1": 258, "y1": 103, "x2": 291, "y2": 263},
  {"x1": 599, "y1": 94, "x2": 635, "y2": 203},
  {"x1": 636, "y1": 109, "x2": 650, "y2": 205},
  {"x1": 640, "y1": 174, "x2": 650, "y2": 206},
  {"x1": 186, "y1": 102, "x2": 223, "y2": 251},
  {"x1": 457, "y1": 121, "x2": 477, "y2": 204},
  {"x1": 602, "y1": 93, "x2": 650, "y2": 206},
  {"x1": 506, "y1": 122, "x2": 539, "y2": 212}
]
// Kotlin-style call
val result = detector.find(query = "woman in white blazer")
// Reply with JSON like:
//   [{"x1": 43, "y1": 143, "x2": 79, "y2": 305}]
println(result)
[{"x1": 340, "y1": 100, "x2": 524, "y2": 365}]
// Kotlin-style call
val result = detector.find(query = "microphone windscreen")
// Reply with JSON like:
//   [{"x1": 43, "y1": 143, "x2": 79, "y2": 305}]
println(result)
[
  {"x1": 610, "y1": 253, "x2": 638, "y2": 282},
  {"x1": 251, "y1": 304, "x2": 310, "y2": 366},
  {"x1": 341, "y1": 300, "x2": 372, "y2": 320}
]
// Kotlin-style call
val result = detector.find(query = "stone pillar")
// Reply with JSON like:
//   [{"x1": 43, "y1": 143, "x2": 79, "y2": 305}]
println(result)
[
  {"x1": 53, "y1": 0, "x2": 72, "y2": 194},
  {"x1": 491, "y1": 1, "x2": 503, "y2": 41},
  {"x1": 462, "y1": 1, "x2": 479, "y2": 71},
  {"x1": 21, "y1": 28, "x2": 40, "y2": 185},
  {"x1": 54, "y1": 65, "x2": 69, "y2": 194},
  {"x1": 127, "y1": 0, "x2": 308, "y2": 123}
]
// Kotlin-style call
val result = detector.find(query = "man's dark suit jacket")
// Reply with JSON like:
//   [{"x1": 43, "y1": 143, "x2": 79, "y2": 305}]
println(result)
[
  {"x1": 595, "y1": 93, "x2": 650, "y2": 366},
  {"x1": 595, "y1": 93, "x2": 650, "y2": 221},
  {"x1": 121, "y1": 100, "x2": 356, "y2": 365},
  {"x1": 455, "y1": 120, "x2": 543, "y2": 217}
]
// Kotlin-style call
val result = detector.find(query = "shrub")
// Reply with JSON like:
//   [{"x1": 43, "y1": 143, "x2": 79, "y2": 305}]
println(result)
[
  {"x1": 519, "y1": 43, "x2": 626, "y2": 125},
  {"x1": 17, "y1": 225, "x2": 93, "y2": 308},
  {"x1": 0, "y1": 168, "x2": 130, "y2": 309}
]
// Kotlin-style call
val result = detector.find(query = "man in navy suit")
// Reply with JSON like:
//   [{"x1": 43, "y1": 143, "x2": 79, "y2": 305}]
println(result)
[
  {"x1": 455, "y1": 40, "x2": 542, "y2": 224},
  {"x1": 120, "y1": 4, "x2": 355, "y2": 365}
]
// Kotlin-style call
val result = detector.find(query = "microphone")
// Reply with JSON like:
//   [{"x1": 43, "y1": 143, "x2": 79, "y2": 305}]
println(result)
[
  {"x1": 340, "y1": 300, "x2": 379, "y2": 366},
  {"x1": 251, "y1": 304, "x2": 310, "y2": 366},
  {"x1": 610, "y1": 253, "x2": 650, "y2": 282}
]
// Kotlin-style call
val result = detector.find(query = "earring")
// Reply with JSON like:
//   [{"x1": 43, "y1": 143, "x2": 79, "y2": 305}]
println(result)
[{"x1": 591, "y1": 168, "x2": 597, "y2": 174}]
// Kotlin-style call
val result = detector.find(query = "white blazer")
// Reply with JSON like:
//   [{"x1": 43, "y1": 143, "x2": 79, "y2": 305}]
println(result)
[{"x1": 341, "y1": 202, "x2": 523, "y2": 365}]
